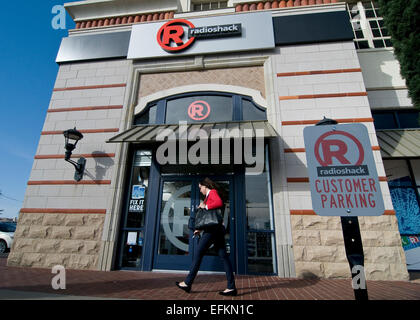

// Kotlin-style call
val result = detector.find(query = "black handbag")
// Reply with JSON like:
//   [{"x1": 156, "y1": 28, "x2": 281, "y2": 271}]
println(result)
[{"x1": 194, "y1": 208, "x2": 223, "y2": 230}]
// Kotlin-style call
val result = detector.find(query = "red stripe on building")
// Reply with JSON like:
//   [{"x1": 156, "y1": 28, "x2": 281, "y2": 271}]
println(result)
[
  {"x1": 284, "y1": 148, "x2": 306, "y2": 153},
  {"x1": 41, "y1": 128, "x2": 119, "y2": 135},
  {"x1": 290, "y1": 210, "x2": 317, "y2": 215},
  {"x1": 27, "y1": 180, "x2": 111, "y2": 185},
  {"x1": 286, "y1": 177, "x2": 310, "y2": 183},
  {"x1": 53, "y1": 83, "x2": 126, "y2": 91},
  {"x1": 290, "y1": 210, "x2": 395, "y2": 215},
  {"x1": 35, "y1": 153, "x2": 115, "y2": 159},
  {"x1": 282, "y1": 118, "x2": 374, "y2": 126},
  {"x1": 284, "y1": 146, "x2": 381, "y2": 153},
  {"x1": 287, "y1": 177, "x2": 388, "y2": 182},
  {"x1": 277, "y1": 68, "x2": 362, "y2": 77},
  {"x1": 47, "y1": 105, "x2": 123, "y2": 113},
  {"x1": 20, "y1": 208, "x2": 106, "y2": 214},
  {"x1": 279, "y1": 92, "x2": 368, "y2": 101}
]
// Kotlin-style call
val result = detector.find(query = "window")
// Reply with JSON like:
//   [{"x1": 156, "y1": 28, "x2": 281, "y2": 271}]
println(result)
[
  {"x1": 119, "y1": 150, "x2": 152, "y2": 269},
  {"x1": 133, "y1": 92, "x2": 268, "y2": 125},
  {"x1": 134, "y1": 104, "x2": 157, "y2": 125},
  {"x1": 192, "y1": 1, "x2": 228, "y2": 11},
  {"x1": 372, "y1": 110, "x2": 420, "y2": 129},
  {"x1": 383, "y1": 159, "x2": 420, "y2": 235},
  {"x1": 245, "y1": 146, "x2": 276, "y2": 274},
  {"x1": 242, "y1": 99, "x2": 267, "y2": 121},
  {"x1": 347, "y1": 1, "x2": 392, "y2": 49},
  {"x1": 165, "y1": 94, "x2": 233, "y2": 124},
  {"x1": 0, "y1": 223, "x2": 16, "y2": 233}
]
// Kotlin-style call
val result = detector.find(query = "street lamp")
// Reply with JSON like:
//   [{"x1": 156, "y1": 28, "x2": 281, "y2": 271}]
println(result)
[{"x1": 63, "y1": 128, "x2": 86, "y2": 182}]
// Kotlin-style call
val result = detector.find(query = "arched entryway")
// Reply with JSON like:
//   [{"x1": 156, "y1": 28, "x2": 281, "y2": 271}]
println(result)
[{"x1": 111, "y1": 91, "x2": 278, "y2": 275}]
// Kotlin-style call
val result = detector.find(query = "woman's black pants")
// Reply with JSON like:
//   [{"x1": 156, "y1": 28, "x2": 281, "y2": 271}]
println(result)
[{"x1": 185, "y1": 226, "x2": 236, "y2": 290}]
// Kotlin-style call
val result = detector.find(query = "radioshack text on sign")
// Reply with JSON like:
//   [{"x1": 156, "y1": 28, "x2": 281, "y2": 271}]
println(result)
[{"x1": 303, "y1": 123, "x2": 385, "y2": 216}]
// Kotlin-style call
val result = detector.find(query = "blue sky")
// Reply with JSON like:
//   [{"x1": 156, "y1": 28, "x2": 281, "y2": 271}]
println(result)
[{"x1": 0, "y1": 1, "x2": 79, "y2": 218}]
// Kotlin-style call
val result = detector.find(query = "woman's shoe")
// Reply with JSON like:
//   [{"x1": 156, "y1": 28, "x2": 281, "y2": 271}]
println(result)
[
  {"x1": 176, "y1": 281, "x2": 191, "y2": 293},
  {"x1": 219, "y1": 289, "x2": 237, "y2": 296}
]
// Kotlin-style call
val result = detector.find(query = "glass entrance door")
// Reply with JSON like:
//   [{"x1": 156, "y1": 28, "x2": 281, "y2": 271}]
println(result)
[{"x1": 153, "y1": 176, "x2": 234, "y2": 272}]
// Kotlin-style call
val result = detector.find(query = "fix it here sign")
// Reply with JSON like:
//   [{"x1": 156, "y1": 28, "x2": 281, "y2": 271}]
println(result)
[{"x1": 303, "y1": 123, "x2": 385, "y2": 216}]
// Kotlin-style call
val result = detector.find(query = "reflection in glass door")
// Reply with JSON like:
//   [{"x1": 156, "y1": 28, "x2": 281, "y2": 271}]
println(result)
[
  {"x1": 153, "y1": 176, "x2": 234, "y2": 272},
  {"x1": 154, "y1": 179, "x2": 194, "y2": 270},
  {"x1": 158, "y1": 180, "x2": 192, "y2": 257}
]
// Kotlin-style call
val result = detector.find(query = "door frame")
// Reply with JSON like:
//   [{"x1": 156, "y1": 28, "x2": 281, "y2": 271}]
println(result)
[{"x1": 152, "y1": 174, "x2": 237, "y2": 272}]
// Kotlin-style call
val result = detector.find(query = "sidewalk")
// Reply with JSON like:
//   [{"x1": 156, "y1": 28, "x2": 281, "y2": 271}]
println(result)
[{"x1": 1, "y1": 258, "x2": 419, "y2": 300}]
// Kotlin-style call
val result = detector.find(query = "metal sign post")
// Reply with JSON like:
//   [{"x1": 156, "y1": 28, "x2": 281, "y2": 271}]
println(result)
[
  {"x1": 303, "y1": 118, "x2": 385, "y2": 301},
  {"x1": 340, "y1": 216, "x2": 368, "y2": 300}
]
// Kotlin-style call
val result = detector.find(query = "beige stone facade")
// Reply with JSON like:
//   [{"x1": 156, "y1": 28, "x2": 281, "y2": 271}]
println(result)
[
  {"x1": 9, "y1": 213, "x2": 104, "y2": 270},
  {"x1": 291, "y1": 215, "x2": 409, "y2": 280}
]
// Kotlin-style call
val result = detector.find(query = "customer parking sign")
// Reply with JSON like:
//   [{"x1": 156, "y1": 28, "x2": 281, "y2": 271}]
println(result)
[{"x1": 303, "y1": 123, "x2": 385, "y2": 216}]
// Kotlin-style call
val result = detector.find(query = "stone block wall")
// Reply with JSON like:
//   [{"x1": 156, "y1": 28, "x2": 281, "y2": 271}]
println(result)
[
  {"x1": 9, "y1": 213, "x2": 104, "y2": 270},
  {"x1": 291, "y1": 215, "x2": 408, "y2": 280}
]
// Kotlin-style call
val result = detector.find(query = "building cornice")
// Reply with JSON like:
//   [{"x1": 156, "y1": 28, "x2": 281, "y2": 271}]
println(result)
[
  {"x1": 64, "y1": 0, "x2": 179, "y2": 21},
  {"x1": 67, "y1": 0, "x2": 345, "y2": 32}
]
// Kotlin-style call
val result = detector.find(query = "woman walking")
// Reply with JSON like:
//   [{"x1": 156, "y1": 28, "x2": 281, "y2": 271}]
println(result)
[{"x1": 176, "y1": 178, "x2": 237, "y2": 296}]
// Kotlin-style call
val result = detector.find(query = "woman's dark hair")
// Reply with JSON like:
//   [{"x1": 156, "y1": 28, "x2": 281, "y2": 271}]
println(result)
[
  {"x1": 199, "y1": 177, "x2": 218, "y2": 190},
  {"x1": 199, "y1": 177, "x2": 228, "y2": 204}
]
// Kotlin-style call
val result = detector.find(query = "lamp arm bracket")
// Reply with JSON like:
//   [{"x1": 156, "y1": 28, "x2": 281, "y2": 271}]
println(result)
[{"x1": 65, "y1": 158, "x2": 82, "y2": 172}]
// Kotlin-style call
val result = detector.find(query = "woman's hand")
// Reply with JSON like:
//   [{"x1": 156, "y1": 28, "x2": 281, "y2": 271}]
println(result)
[
  {"x1": 194, "y1": 230, "x2": 201, "y2": 236},
  {"x1": 198, "y1": 202, "x2": 206, "y2": 209}
]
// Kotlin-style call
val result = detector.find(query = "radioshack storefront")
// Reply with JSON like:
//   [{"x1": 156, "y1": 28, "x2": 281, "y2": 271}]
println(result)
[
  {"x1": 109, "y1": 91, "x2": 278, "y2": 274},
  {"x1": 9, "y1": 1, "x2": 409, "y2": 281}
]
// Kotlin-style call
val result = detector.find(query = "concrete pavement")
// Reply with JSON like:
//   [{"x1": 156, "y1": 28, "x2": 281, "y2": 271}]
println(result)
[{"x1": 1, "y1": 257, "x2": 419, "y2": 300}]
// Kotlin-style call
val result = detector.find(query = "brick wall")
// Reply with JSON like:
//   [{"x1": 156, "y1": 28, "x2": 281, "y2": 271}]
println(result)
[{"x1": 138, "y1": 66, "x2": 265, "y2": 99}]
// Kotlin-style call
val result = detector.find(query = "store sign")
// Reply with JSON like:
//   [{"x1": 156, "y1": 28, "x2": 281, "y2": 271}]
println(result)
[
  {"x1": 128, "y1": 12, "x2": 274, "y2": 59},
  {"x1": 157, "y1": 19, "x2": 242, "y2": 52},
  {"x1": 304, "y1": 123, "x2": 385, "y2": 216},
  {"x1": 129, "y1": 185, "x2": 146, "y2": 213}
]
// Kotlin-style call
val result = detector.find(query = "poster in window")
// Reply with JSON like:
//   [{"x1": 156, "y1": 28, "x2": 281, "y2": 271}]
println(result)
[
  {"x1": 132, "y1": 185, "x2": 145, "y2": 199},
  {"x1": 127, "y1": 232, "x2": 137, "y2": 245},
  {"x1": 129, "y1": 185, "x2": 146, "y2": 213}
]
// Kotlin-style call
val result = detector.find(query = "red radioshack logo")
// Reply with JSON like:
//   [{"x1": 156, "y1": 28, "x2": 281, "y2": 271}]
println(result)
[
  {"x1": 188, "y1": 101, "x2": 211, "y2": 121},
  {"x1": 314, "y1": 130, "x2": 365, "y2": 167},
  {"x1": 157, "y1": 19, "x2": 196, "y2": 52}
]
